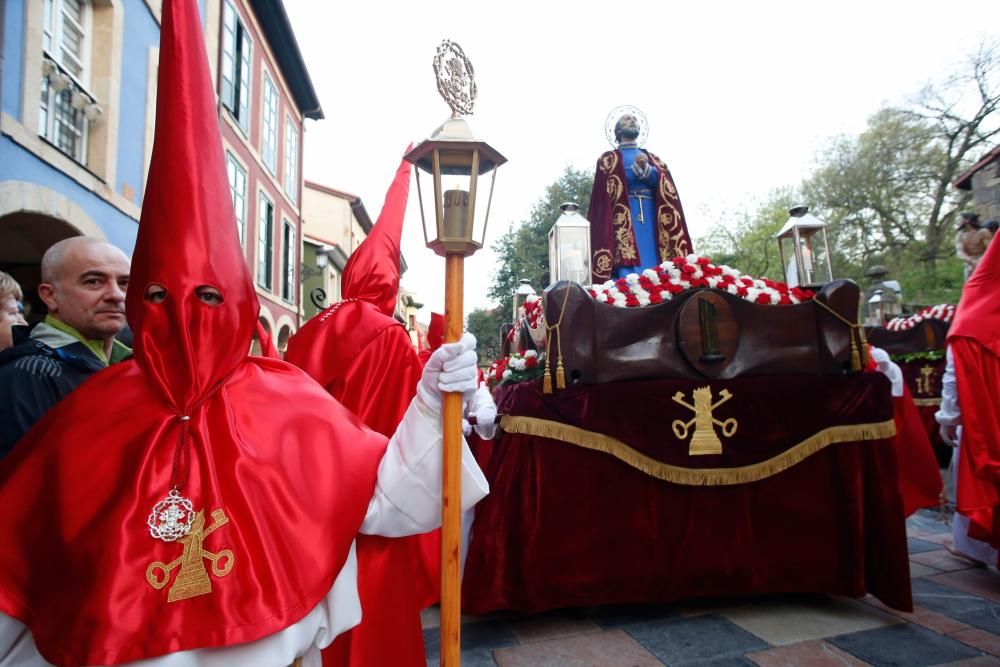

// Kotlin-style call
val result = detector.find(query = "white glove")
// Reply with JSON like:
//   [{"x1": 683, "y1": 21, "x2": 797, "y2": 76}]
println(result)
[
  {"x1": 417, "y1": 332, "x2": 479, "y2": 413},
  {"x1": 469, "y1": 384, "x2": 498, "y2": 440},
  {"x1": 939, "y1": 423, "x2": 960, "y2": 447},
  {"x1": 870, "y1": 346, "x2": 904, "y2": 397}
]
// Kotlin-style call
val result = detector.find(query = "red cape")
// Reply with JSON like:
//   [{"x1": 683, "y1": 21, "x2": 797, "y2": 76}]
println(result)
[
  {"x1": 0, "y1": 358, "x2": 385, "y2": 666},
  {"x1": 286, "y1": 301, "x2": 435, "y2": 667},
  {"x1": 587, "y1": 148, "x2": 692, "y2": 282},
  {"x1": 892, "y1": 386, "x2": 944, "y2": 516},
  {"x1": 949, "y1": 237, "x2": 1000, "y2": 549}
]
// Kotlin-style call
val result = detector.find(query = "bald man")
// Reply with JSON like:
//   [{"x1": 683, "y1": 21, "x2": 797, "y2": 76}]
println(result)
[{"x1": 0, "y1": 237, "x2": 131, "y2": 459}]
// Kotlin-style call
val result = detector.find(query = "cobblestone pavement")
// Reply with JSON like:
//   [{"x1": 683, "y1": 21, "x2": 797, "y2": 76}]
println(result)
[{"x1": 423, "y1": 510, "x2": 1000, "y2": 666}]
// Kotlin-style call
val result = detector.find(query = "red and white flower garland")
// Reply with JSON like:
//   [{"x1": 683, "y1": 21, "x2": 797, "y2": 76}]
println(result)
[
  {"x1": 884, "y1": 304, "x2": 955, "y2": 331},
  {"x1": 586, "y1": 255, "x2": 814, "y2": 308}
]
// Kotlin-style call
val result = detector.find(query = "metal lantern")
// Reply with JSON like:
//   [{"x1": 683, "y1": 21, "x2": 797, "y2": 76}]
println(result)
[
  {"x1": 776, "y1": 205, "x2": 833, "y2": 289},
  {"x1": 547, "y1": 202, "x2": 591, "y2": 285},
  {"x1": 867, "y1": 290, "x2": 886, "y2": 327},
  {"x1": 404, "y1": 117, "x2": 506, "y2": 258},
  {"x1": 864, "y1": 265, "x2": 902, "y2": 322}
]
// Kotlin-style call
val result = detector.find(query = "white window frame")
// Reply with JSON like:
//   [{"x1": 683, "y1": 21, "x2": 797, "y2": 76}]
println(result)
[
  {"x1": 225, "y1": 151, "x2": 248, "y2": 247},
  {"x1": 39, "y1": 0, "x2": 93, "y2": 164},
  {"x1": 281, "y1": 219, "x2": 296, "y2": 303},
  {"x1": 257, "y1": 191, "x2": 274, "y2": 291},
  {"x1": 220, "y1": 0, "x2": 252, "y2": 133},
  {"x1": 261, "y1": 70, "x2": 279, "y2": 175},
  {"x1": 283, "y1": 115, "x2": 298, "y2": 204}
]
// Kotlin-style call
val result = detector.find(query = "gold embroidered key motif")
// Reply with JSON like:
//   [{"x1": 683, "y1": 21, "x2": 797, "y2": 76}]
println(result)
[
  {"x1": 146, "y1": 508, "x2": 234, "y2": 602},
  {"x1": 671, "y1": 386, "x2": 738, "y2": 456}
]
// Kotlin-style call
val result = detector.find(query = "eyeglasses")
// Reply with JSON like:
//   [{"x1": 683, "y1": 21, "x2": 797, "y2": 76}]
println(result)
[{"x1": 16, "y1": 301, "x2": 24, "y2": 314}]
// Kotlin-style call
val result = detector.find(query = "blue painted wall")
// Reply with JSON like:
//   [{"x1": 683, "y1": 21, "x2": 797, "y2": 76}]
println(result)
[
  {"x1": 0, "y1": 137, "x2": 139, "y2": 253},
  {"x1": 2, "y1": 0, "x2": 25, "y2": 117},
  {"x1": 116, "y1": 1, "x2": 162, "y2": 206}
]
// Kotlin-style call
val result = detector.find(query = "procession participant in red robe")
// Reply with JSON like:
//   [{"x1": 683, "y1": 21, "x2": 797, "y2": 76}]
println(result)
[
  {"x1": 419, "y1": 312, "x2": 445, "y2": 366},
  {"x1": 285, "y1": 154, "x2": 438, "y2": 667},
  {"x1": 870, "y1": 347, "x2": 943, "y2": 516},
  {"x1": 940, "y1": 236, "x2": 1000, "y2": 555},
  {"x1": 0, "y1": 1, "x2": 487, "y2": 664}
]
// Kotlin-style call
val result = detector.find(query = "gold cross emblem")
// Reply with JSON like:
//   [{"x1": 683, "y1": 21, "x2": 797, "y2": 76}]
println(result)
[
  {"x1": 916, "y1": 365, "x2": 935, "y2": 395},
  {"x1": 146, "y1": 508, "x2": 234, "y2": 602},
  {"x1": 671, "y1": 386, "x2": 738, "y2": 455}
]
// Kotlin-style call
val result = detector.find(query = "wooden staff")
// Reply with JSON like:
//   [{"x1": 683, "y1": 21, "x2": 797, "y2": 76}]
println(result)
[{"x1": 441, "y1": 252, "x2": 464, "y2": 666}]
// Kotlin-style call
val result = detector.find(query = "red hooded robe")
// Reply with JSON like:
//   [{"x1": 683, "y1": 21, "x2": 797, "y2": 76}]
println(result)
[
  {"x1": 0, "y1": 1, "x2": 386, "y2": 663},
  {"x1": 949, "y1": 236, "x2": 1000, "y2": 550},
  {"x1": 284, "y1": 155, "x2": 436, "y2": 667}
]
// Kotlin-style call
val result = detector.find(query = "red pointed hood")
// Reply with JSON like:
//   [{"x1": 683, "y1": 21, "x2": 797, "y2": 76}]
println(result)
[
  {"x1": 427, "y1": 312, "x2": 445, "y2": 352},
  {"x1": 950, "y1": 233, "x2": 1000, "y2": 355},
  {"x1": 126, "y1": 0, "x2": 258, "y2": 411},
  {"x1": 340, "y1": 150, "x2": 412, "y2": 316}
]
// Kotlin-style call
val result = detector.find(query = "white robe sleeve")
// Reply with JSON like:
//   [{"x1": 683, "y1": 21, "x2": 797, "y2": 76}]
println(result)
[
  {"x1": 935, "y1": 346, "x2": 961, "y2": 426},
  {"x1": 361, "y1": 393, "x2": 490, "y2": 537},
  {"x1": 870, "y1": 346, "x2": 904, "y2": 398}
]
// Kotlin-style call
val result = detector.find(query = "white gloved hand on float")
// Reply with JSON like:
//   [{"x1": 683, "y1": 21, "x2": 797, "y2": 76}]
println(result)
[{"x1": 468, "y1": 384, "x2": 498, "y2": 440}]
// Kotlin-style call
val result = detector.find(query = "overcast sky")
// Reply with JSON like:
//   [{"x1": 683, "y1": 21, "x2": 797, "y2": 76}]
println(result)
[{"x1": 283, "y1": 0, "x2": 999, "y2": 322}]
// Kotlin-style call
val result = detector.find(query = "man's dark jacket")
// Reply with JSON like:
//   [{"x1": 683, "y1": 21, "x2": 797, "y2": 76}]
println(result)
[{"x1": 0, "y1": 322, "x2": 129, "y2": 459}]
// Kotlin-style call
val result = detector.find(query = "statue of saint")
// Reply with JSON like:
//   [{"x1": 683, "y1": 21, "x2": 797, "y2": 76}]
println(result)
[
  {"x1": 587, "y1": 112, "x2": 692, "y2": 283},
  {"x1": 955, "y1": 211, "x2": 994, "y2": 279}
]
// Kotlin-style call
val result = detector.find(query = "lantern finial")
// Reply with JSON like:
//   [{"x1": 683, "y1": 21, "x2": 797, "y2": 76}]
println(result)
[{"x1": 434, "y1": 40, "x2": 477, "y2": 117}]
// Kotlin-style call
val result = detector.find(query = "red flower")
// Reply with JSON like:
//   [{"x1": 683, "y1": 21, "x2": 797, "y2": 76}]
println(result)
[
  {"x1": 625, "y1": 293, "x2": 640, "y2": 307},
  {"x1": 525, "y1": 356, "x2": 538, "y2": 369},
  {"x1": 667, "y1": 283, "x2": 685, "y2": 295},
  {"x1": 779, "y1": 293, "x2": 793, "y2": 305},
  {"x1": 638, "y1": 276, "x2": 654, "y2": 291},
  {"x1": 671, "y1": 256, "x2": 686, "y2": 266},
  {"x1": 755, "y1": 293, "x2": 772, "y2": 304},
  {"x1": 695, "y1": 256, "x2": 712, "y2": 266},
  {"x1": 740, "y1": 277, "x2": 755, "y2": 286},
  {"x1": 649, "y1": 291, "x2": 663, "y2": 304},
  {"x1": 615, "y1": 277, "x2": 629, "y2": 290},
  {"x1": 736, "y1": 286, "x2": 748, "y2": 297},
  {"x1": 691, "y1": 277, "x2": 709, "y2": 288},
  {"x1": 680, "y1": 264, "x2": 697, "y2": 275},
  {"x1": 587, "y1": 289, "x2": 597, "y2": 299}
]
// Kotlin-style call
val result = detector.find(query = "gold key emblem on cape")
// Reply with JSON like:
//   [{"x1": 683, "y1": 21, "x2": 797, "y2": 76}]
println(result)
[
  {"x1": 146, "y1": 508, "x2": 234, "y2": 602},
  {"x1": 671, "y1": 386, "x2": 738, "y2": 455},
  {"x1": 916, "y1": 365, "x2": 935, "y2": 395}
]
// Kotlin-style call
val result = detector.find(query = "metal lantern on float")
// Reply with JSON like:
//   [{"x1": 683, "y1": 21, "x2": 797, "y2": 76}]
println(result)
[
  {"x1": 863, "y1": 265, "x2": 902, "y2": 323},
  {"x1": 867, "y1": 289, "x2": 886, "y2": 327},
  {"x1": 776, "y1": 205, "x2": 833, "y2": 289},
  {"x1": 547, "y1": 202, "x2": 591, "y2": 285}
]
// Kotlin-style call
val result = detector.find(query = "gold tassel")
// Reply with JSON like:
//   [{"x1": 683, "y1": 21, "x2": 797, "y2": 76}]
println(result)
[
  {"x1": 859, "y1": 333, "x2": 869, "y2": 368},
  {"x1": 543, "y1": 371, "x2": 553, "y2": 394},
  {"x1": 556, "y1": 361, "x2": 566, "y2": 390},
  {"x1": 849, "y1": 335, "x2": 861, "y2": 372}
]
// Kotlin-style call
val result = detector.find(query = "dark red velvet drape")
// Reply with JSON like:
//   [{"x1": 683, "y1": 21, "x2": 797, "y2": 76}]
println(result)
[{"x1": 463, "y1": 375, "x2": 912, "y2": 614}]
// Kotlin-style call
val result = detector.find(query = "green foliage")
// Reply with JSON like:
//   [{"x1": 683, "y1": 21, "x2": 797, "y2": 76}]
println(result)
[
  {"x1": 697, "y1": 187, "x2": 799, "y2": 280},
  {"x1": 488, "y1": 166, "x2": 593, "y2": 318},
  {"x1": 466, "y1": 306, "x2": 505, "y2": 363},
  {"x1": 701, "y1": 40, "x2": 998, "y2": 306},
  {"x1": 891, "y1": 349, "x2": 945, "y2": 363}
]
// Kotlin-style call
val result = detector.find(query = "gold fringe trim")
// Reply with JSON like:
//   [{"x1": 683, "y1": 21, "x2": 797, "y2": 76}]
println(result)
[
  {"x1": 500, "y1": 415, "x2": 898, "y2": 486},
  {"x1": 912, "y1": 398, "x2": 942, "y2": 407}
]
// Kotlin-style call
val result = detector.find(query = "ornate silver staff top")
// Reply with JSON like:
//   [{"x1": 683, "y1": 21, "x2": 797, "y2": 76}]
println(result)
[{"x1": 433, "y1": 40, "x2": 477, "y2": 117}]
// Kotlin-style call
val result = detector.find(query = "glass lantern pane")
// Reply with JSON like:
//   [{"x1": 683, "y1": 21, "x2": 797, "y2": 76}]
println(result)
[{"x1": 557, "y1": 226, "x2": 590, "y2": 285}]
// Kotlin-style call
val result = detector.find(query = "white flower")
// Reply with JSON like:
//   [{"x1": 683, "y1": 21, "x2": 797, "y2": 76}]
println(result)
[
  {"x1": 524, "y1": 350, "x2": 538, "y2": 358},
  {"x1": 608, "y1": 287, "x2": 621, "y2": 299},
  {"x1": 659, "y1": 290, "x2": 673, "y2": 301},
  {"x1": 633, "y1": 286, "x2": 650, "y2": 301},
  {"x1": 769, "y1": 290, "x2": 781, "y2": 305},
  {"x1": 613, "y1": 296, "x2": 627, "y2": 308},
  {"x1": 753, "y1": 279, "x2": 766, "y2": 289},
  {"x1": 625, "y1": 273, "x2": 640, "y2": 285},
  {"x1": 686, "y1": 253, "x2": 700, "y2": 263},
  {"x1": 706, "y1": 276, "x2": 721, "y2": 288},
  {"x1": 502, "y1": 369, "x2": 512, "y2": 379},
  {"x1": 726, "y1": 283, "x2": 740, "y2": 295},
  {"x1": 638, "y1": 296, "x2": 651, "y2": 306},
  {"x1": 603, "y1": 280, "x2": 615, "y2": 290},
  {"x1": 745, "y1": 287, "x2": 760, "y2": 302}
]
